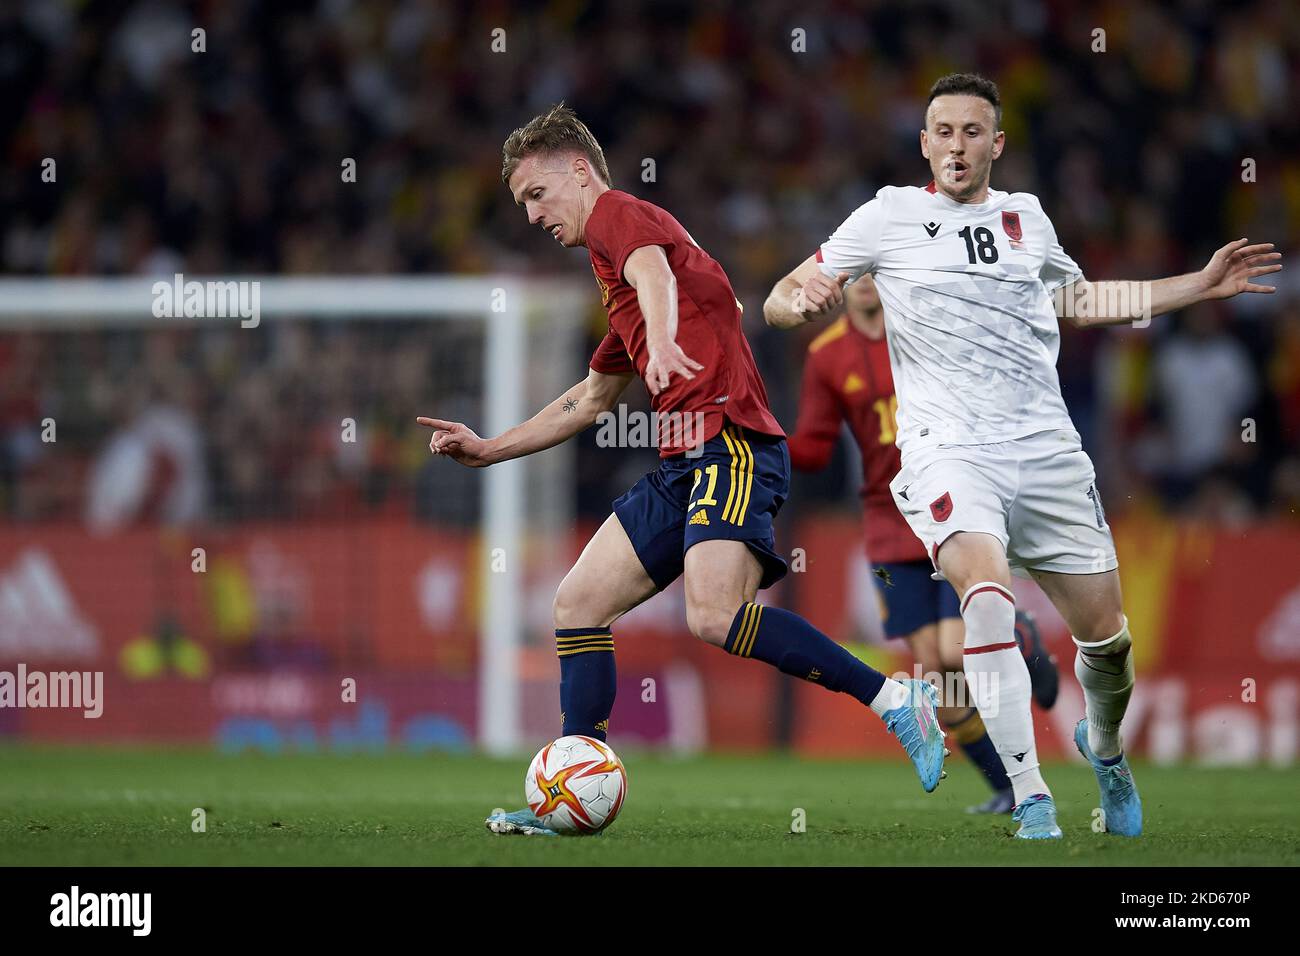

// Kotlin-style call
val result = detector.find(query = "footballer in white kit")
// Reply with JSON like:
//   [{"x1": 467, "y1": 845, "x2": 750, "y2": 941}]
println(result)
[
  {"x1": 812, "y1": 180, "x2": 1113, "y2": 577},
  {"x1": 766, "y1": 73, "x2": 1282, "y2": 840}
]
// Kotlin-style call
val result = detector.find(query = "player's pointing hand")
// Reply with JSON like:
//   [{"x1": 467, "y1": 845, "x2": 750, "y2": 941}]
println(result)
[
  {"x1": 416, "y1": 416, "x2": 491, "y2": 467},
  {"x1": 1201, "y1": 238, "x2": 1283, "y2": 300},
  {"x1": 644, "y1": 340, "x2": 705, "y2": 396},
  {"x1": 797, "y1": 271, "x2": 851, "y2": 318}
]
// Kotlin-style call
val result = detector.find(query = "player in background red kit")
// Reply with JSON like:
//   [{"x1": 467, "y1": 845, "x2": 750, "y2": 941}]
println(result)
[
  {"x1": 418, "y1": 104, "x2": 946, "y2": 835},
  {"x1": 788, "y1": 275, "x2": 1059, "y2": 813}
]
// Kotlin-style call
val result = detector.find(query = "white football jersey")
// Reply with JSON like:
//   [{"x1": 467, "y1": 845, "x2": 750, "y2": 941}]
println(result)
[{"x1": 816, "y1": 183, "x2": 1083, "y2": 453}]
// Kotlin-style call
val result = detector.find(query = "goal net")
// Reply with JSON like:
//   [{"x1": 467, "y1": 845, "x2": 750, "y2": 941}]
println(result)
[{"x1": 0, "y1": 275, "x2": 592, "y2": 755}]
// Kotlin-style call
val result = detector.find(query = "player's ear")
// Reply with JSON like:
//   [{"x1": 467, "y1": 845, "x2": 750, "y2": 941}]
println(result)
[
  {"x1": 920, "y1": 129, "x2": 930, "y2": 159},
  {"x1": 991, "y1": 130, "x2": 1005, "y2": 161},
  {"x1": 573, "y1": 155, "x2": 590, "y2": 187}
]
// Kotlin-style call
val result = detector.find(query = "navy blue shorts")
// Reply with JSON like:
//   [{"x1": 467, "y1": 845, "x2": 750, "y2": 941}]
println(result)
[
  {"x1": 613, "y1": 424, "x2": 790, "y2": 592},
  {"x1": 873, "y1": 560, "x2": 961, "y2": 639}
]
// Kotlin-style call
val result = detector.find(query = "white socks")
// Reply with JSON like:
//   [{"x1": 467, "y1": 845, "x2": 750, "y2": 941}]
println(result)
[
  {"x1": 869, "y1": 677, "x2": 913, "y2": 717},
  {"x1": 1073, "y1": 617, "x2": 1134, "y2": 759},
  {"x1": 961, "y1": 582, "x2": 1048, "y2": 804}
]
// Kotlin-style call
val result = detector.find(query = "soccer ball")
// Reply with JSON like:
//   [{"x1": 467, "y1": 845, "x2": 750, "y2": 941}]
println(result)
[{"x1": 525, "y1": 735, "x2": 628, "y2": 834}]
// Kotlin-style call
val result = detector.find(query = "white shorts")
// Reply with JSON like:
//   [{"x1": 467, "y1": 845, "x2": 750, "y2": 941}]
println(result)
[{"x1": 888, "y1": 428, "x2": 1118, "y2": 577}]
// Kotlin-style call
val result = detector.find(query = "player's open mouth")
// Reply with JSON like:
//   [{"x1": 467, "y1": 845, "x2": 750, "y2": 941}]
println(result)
[{"x1": 548, "y1": 223, "x2": 563, "y2": 241}]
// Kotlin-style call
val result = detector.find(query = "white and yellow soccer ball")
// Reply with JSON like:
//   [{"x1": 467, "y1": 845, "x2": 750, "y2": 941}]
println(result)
[{"x1": 525, "y1": 735, "x2": 628, "y2": 834}]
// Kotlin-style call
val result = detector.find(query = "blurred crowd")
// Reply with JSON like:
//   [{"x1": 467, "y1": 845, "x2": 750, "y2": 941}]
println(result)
[
  {"x1": 1, "y1": 0, "x2": 1298, "y2": 527},
  {"x1": 0, "y1": 322, "x2": 483, "y2": 527}
]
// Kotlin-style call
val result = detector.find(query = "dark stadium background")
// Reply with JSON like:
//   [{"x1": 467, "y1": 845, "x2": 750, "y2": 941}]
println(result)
[{"x1": 0, "y1": 1, "x2": 1297, "y2": 767}]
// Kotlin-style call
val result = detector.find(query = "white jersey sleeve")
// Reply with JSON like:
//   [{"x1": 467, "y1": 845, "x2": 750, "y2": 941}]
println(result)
[
  {"x1": 1036, "y1": 202, "x2": 1084, "y2": 292},
  {"x1": 815, "y1": 190, "x2": 886, "y2": 281}
]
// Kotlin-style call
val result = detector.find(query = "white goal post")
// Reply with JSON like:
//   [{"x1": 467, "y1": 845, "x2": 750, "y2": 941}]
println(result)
[{"x1": 0, "y1": 275, "x2": 594, "y2": 755}]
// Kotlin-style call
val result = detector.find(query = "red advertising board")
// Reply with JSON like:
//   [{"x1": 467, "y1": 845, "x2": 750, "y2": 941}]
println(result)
[{"x1": 1, "y1": 517, "x2": 1297, "y2": 764}]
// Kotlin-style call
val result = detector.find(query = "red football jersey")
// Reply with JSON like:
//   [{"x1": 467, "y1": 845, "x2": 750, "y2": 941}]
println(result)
[
  {"x1": 584, "y1": 190, "x2": 784, "y2": 456},
  {"x1": 788, "y1": 316, "x2": 926, "y2": 563}
]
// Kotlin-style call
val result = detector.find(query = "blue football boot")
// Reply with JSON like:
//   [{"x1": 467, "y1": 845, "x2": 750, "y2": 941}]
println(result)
[
  {"x1": 485, "y1": 808, "x2": 558, "y2": 836},
  {"x1": 883, "y1": 679, "x2": 948, "y2": 793},
  {"x1": 1012, "y1": 793, "x2": 1063, "y2": 839},
  {"x1": 1074, "y1": 718, "x2": 1142, "y2": 836}
]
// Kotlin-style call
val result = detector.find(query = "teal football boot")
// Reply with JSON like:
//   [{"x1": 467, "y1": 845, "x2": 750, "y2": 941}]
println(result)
[
  {"x1": 485, "y1": 808, "x2": 558, "y2": 836},
  {"x1": 883, "y1": 679, "x2": 948, "y2": 793},
  {"x1": 1012, "y1": 793, "x2": 1063, "y2": 839},
  {"x1": 1074, "y1": 718, "x2": 1142, "y2": 836}
]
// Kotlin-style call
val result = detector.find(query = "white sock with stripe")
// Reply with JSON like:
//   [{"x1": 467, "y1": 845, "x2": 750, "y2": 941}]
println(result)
[
  {"x1": 960, "y1": 581, "x2": 1050, "y2": 805},
  {"x1": 1073, "y1": 617, "x2": 1134, "y2": 760}
]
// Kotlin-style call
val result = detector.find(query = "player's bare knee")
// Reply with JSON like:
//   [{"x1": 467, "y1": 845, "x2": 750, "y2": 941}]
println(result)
[
  {"x1": 936, "y1": 533, "x2": 1012, "y2": 596},
  {"x1": 553, "y1": 579, "x2": 602, "y2": 629},
  {"x1": 551, "y1": 587, "x2": 580, "y2": 629},
  {"x1": 685, "y1": 600, "x2": 733, "y2": 647},
  {"x1": 1076, "y1": 608, "x2": 1128, "y2": 645}
]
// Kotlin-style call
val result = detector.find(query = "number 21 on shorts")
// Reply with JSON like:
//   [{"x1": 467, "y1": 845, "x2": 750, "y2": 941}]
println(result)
[{"x1": 689, "y1": 464, "x2": 720, "y2": 510}]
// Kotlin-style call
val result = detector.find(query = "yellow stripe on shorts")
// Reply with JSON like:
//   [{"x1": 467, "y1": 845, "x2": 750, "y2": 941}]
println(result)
[
  {"x1": 720, "y1": 428, "x2": 740, "y2": 522},
  {"x1": 734, "y1": 429, "x2": 755, "y2": 526}
]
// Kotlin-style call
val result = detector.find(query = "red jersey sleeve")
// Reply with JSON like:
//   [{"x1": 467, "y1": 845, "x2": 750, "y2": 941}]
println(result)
[
  {"x1": 589, "y1": 329, "x2": 636, "y2": 376},
  {"x1": 788, "y1": 349, "x2": 842, "y2": 472},
  {"x1": 585, "y1": 194, "x2": 676, "y2": 282}
]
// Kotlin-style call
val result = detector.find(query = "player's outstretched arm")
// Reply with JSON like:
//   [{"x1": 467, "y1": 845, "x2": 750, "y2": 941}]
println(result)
[
  {"x1": 1060, "y1": 239, "x2": 1282, "y2": 329},
  {"x1": 416, "y1": 368, "x2": 633, "y2": 468},
  {"x1": 624, "y1": 245, "x2": 703, "y2": 396},
  {"x1": 764, "y1": 255, "x2": 850, "y2": 330}
]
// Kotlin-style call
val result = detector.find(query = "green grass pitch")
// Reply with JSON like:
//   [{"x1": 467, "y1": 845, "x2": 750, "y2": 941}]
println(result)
[{"x1": 2, "y1": 746, "x2": 1297, "y2": 866}]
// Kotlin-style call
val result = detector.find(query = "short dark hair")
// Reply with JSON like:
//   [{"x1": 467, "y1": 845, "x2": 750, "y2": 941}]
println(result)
[
  {"x1": 926, "y1": 73, "x2": 1001, "y2": 127},
  {"x1": 501, "y1": 103, "x2": 612, "y2": 186}
]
